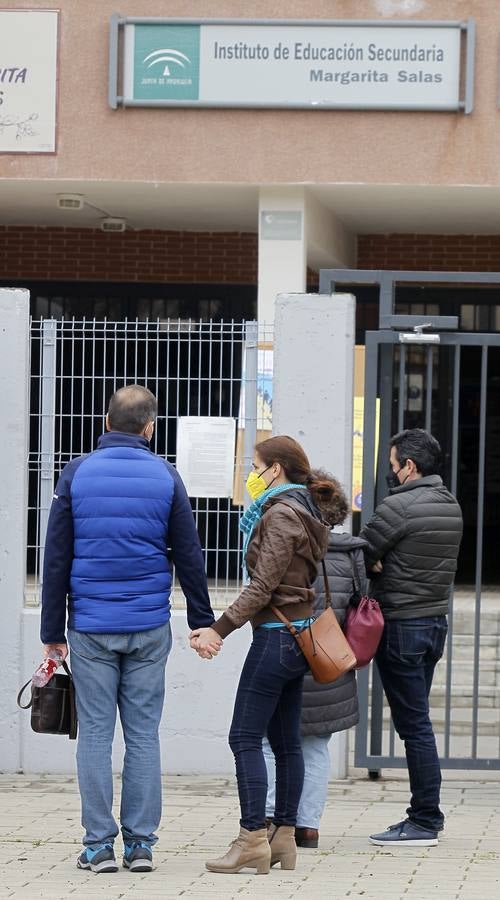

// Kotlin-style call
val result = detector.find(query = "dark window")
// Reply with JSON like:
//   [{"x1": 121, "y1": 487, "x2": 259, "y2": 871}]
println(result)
[{"x1": 0, "y1": 280, "x2": 257, "y2": 321}]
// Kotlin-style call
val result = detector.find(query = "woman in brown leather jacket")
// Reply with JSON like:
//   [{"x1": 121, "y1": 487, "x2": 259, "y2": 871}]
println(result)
[{"x1": 190, "y1": 435, "x2": 340, "y2": 877}]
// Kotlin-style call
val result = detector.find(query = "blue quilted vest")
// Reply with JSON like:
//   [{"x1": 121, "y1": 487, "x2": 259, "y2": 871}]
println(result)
[{"x1": 68, "y1": 436, "x2": 175, "y2": 633}]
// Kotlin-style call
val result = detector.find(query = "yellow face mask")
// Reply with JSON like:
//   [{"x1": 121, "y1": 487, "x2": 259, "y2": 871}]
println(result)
[
  {"x1": 246, "y1": 471, "x2": 268, "y2": 501},
  {"x1": 246, "y1": 464, "x2": 273, "y2": 501}
]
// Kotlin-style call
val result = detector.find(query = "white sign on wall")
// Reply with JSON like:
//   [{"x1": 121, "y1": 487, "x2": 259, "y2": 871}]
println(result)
[
  {"x1": 176, "y1": 416, "x2": 236, "y2": 498},
  {"x1": 0, "y1": 10, "x2": 59, "y2": 153},
  {"x1": 113, "y1": 18, "x2": 474, "y2": 113}
]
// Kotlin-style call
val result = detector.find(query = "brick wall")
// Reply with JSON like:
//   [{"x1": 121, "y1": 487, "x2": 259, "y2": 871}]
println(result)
[
  {"x1": 358, "y1": 234, "x2": 500, "y2": 271},
  {"x1": 0, "y1": 227, "x2": 258, "y2": 283},
  {"x1": 6, "y1": 227, "x2": 500, "y2": 286}
]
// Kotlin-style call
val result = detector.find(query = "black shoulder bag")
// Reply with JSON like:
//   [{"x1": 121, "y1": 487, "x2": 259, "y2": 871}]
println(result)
[{"x1": 17, "y1": 660, "x2": 78, "y2": 740}]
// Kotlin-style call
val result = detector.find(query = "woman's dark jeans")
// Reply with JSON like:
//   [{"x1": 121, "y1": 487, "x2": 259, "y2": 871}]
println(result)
[
  {"x1": 229, "y1": 627, "x2": 309, "y2": 831},
  {"x1": 375, "y1": 615, "x2": 448, "y2": 832}
]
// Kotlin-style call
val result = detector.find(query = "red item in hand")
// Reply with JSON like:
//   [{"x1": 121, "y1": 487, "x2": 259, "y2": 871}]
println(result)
[{"x1": 32, "y1": 652, "x2": 62, "y2": 688}]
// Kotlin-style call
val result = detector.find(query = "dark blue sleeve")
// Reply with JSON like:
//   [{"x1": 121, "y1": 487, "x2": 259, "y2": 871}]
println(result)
[
  {"x1": 40, "y1": 458, "x2": 83, "y2": 644},
  {"x1": 166, "y1": 464, "x2": 215, "y2": 630}
]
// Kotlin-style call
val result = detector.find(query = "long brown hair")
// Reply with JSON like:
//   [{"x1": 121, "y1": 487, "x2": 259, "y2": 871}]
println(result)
[{"x1": 255, "y1": 435, "x2": 346, "y2": 521}]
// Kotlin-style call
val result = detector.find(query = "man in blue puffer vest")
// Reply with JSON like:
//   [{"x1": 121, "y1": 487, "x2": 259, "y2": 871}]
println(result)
[{"x1": 40, "y1": 384, "x2": 220, "y2": 874}]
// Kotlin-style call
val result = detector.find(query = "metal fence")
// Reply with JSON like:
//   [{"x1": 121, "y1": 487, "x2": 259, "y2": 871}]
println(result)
[
  {"x1": 357, "y1": 329, "x2": 500, "y2": 770},
  {"x1": 27, "y1": 318, "x2": 273, "y2": 609}
]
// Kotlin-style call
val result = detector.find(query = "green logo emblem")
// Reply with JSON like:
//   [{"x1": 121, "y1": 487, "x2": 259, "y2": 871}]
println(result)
[{"x1": 133, "y1": 25, "x2": 200, "y2": 101}]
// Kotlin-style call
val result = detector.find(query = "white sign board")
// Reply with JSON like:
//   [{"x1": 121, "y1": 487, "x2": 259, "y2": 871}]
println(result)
[
  {"x1": 117, "y1": 19, "x2": 469, "y2": 111},
  {"x1": 0, "y1": 10, "x2": 58, "y2": 153},
  {"x1": 176, "y1": 416, "x2": 236, "y2": 498}
]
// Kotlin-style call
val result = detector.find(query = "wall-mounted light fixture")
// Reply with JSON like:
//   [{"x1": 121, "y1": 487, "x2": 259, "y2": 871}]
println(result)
[
  {"x1": 100, "y1": 217, "x2": 127, "y2": 233},
  {"x1": 57, "y1": 193, "x2": 84, "y2": 210}
]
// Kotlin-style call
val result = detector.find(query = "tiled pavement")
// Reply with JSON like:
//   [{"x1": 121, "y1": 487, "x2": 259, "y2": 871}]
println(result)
[{"x1": 0, "y1": 771, "x2": 498, "y2": 899}]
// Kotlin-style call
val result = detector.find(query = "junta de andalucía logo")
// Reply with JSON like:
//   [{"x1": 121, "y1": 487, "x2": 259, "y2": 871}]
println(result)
[{"x1": 142, "y1": 48, "x2": 191, "y2": 77}]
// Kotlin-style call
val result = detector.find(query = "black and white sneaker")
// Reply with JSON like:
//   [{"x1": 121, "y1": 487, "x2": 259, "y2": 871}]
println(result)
[{"x1": 369, "y1": 820, "x2": 438, "y2": 847}]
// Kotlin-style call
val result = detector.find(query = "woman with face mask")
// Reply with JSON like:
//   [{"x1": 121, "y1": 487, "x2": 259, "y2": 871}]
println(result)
[{"x1": 189, "y1": 435, "x2": 342, "y2": 877}]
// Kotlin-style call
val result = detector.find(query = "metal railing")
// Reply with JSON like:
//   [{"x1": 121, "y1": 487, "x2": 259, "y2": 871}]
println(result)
[
  {"x1": 357, "y1": 329, "x2": 500, "y2": 771},
  {"x1": 27, "y1": 318, "x2": 273, "y2": 609}
]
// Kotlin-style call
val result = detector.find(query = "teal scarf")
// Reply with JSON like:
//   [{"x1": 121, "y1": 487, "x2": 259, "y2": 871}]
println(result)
[{"x1": 239, "y1": 483, "x2": 308, "y2": 579}]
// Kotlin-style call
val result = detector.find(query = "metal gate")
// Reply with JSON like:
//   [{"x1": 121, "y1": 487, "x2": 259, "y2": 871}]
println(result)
[
  {"x1": 27, "y1": 318, "x2": 269, "y2": 611},
  {"x1": 321, "y1": 269, "x2": 500, "y2": 772}
]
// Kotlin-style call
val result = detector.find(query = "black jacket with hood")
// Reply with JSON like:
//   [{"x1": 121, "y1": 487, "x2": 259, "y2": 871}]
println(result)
[{"x1": 300, "y1": 529, "x2": 366, "y2": 737}]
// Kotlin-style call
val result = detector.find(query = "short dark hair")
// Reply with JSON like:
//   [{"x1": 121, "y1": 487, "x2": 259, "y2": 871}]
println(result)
[
  {"x1": 107, "y1": 385, "x2": 157, "y2": 434},
  {"x1": 390, "y1": 428, "x2": 442, "y2": 476}
]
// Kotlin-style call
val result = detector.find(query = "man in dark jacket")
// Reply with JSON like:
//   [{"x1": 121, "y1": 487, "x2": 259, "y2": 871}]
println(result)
[
  {"x1": 360, "y1": 429, "x2": 463, "y2": 847},
  {"x1": 40, "y1": 385, "x2": 218, "y2": 874}
]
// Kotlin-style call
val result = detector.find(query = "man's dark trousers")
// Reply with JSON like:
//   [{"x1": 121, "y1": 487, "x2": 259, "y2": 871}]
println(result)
[{"x1": 375, "y1": 615, "x2": 448, "y2": 832}]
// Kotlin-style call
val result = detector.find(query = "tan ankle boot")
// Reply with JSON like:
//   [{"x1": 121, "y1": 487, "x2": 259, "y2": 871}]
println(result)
[
  {"x1": 205, "y1": 826, "x2": 271, "y2": 875},
  {"x1": 268, "y1": 823, "x2": 297, "y2": 870}
]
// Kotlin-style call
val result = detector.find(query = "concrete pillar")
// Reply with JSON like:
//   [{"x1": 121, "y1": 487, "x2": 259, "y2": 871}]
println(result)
[
  {"x1": 258, "y1": 187, "x2": 306, "y2": 322},
  {"x1": 273, "y1": 292, "x2": 356, "y2": 778},
  {"x1": 305, "y1": 191, "x2": 356, "y2": 272},
  {"x1": 258, "y1": 187, "x2": 356, "y2": 322},
  {"x1": 273, "y1": 292, "x2": 355, "y2": 482},
  {"x1": 0, "y1": 289, "x2": 30, "y2": 772}
]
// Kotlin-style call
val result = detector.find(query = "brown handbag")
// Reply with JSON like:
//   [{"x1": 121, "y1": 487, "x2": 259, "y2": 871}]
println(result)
[{"x1": 271, "y1": 559, "x2": 357, "y2": 684}]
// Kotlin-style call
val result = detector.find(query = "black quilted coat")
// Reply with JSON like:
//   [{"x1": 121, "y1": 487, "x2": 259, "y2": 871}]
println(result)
[
  {"x1": 300, "y1": 530, "x2": 367, "y2": 737},
  {"x1": 359, "y1": 475, "x2": 463, "y2": 620}
]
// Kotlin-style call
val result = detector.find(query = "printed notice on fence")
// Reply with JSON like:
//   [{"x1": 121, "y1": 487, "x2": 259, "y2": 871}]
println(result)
[{"x1": 176, "y1": 416, "x2": 236, "y2": 498}]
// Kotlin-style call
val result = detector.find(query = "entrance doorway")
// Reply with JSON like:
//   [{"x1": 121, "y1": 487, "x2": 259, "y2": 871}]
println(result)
[
  {"x1": 319, "y1": 268, "x2": 500, "y2": 771},
  {"x1": 320, "y1": 270, "x2": 500, "y2": 584}
]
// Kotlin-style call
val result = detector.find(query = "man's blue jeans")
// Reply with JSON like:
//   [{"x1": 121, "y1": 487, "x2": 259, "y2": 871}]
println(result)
[
  {"x1": 228, "y1": 627, "x2": 309, "y2": 831},
  {"x1": 375, "y1": 615, "x2": 448, "y2": 832},
  {"x1": 68, "y1": 622, "x2": 172, "y2": 849}
]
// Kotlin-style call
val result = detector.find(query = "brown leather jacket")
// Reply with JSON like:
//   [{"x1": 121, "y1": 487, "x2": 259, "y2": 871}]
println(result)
[{"x1": 212, "y1": 490, "x2": 330, "y2": 638}]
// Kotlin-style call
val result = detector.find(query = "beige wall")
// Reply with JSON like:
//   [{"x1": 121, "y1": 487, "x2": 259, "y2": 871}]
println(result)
[{"x1": 0, "y1": 0, "x2": 498, "y2": 186}]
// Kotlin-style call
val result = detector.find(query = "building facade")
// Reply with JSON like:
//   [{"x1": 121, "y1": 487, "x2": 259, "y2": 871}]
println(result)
[{"x1": 1, "y1": 1, "x2": 499, "y2": 775}]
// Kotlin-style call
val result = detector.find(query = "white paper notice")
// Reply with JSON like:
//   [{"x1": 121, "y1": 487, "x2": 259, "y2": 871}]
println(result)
[{"x1": 176, "y1": 416, "x2": 236, "y2": 498}]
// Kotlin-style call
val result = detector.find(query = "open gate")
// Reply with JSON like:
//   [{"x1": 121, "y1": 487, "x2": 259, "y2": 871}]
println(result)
[{"x1": 320, "y1": 269, "x2": 500, "y2": 772}]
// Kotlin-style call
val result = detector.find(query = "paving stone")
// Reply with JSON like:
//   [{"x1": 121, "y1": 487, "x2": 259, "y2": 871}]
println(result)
[{"x1": 0, "y1": 773, "x2": 498, "y2": 898}]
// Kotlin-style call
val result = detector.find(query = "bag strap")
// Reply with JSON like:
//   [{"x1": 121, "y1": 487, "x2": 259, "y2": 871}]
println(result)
[
  {"x1": 262, "y1": 498, "x2": 331, "y2": 646},
  {"x1": 269, "y1": 603, "x2": 318, "y2": 657},
  {"x1": 320, "y1": 559, "x2": 333, "y2": 611},
  {"x1": 59, "y1": 658, "x2": 78, "y2": 740},
  {"x1": 270, "y1": 498, "x2": 333, "y2": 613},
  {"x1": 61, "y1": 659, "x2": 71, "y2": 677},
  {"x1": 68, "y1": 675, "x2": 77, "y2": 740},
  {"x1": 270, "y1": 603, "x2": 298, "y2": 634},
  {"x1": 350, "y1": 552, "x2": 362, "y2": 594},
  {"x1": 17, "y1": 679, "x2": 33, "y2": 710},
  {"x1": 16, "y1": 658, "x2": 73, "y2": 713},
  {"x1": 270, "y1": 560, "x2": 330, "y2": 629}
]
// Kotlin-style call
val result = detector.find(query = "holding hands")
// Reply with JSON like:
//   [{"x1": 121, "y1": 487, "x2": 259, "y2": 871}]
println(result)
[{"x1": 189, "y1": 626, "x2": 223, "y2": 660}]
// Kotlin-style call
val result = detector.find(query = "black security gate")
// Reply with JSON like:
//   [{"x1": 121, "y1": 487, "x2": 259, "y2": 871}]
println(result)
[{"x1": 320, "y1": 269, "x2": 500, "y2": 772}]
